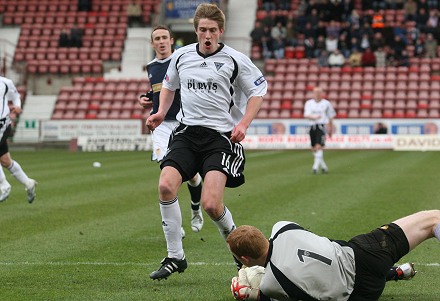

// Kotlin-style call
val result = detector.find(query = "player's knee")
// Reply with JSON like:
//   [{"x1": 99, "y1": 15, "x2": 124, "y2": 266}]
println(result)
[{"x1": 202, "y1": 201, "x2": 221, "y2": 218}]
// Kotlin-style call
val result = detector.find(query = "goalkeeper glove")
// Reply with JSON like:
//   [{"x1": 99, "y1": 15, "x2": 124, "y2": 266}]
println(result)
[{"x1": 231, "y1": 268, "x2": 260, "y2": 301}]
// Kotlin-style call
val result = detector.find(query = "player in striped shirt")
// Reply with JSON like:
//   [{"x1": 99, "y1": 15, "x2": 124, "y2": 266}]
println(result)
[
  {"x1": 147, "y1": 3, "x2": 267, "y2": 280},
  {"x1": 0, "y1": 76, "x2": 37, "y2": 203},
  {"x1": 304, "y1": 86, "x2": 336, "y2": 174}
]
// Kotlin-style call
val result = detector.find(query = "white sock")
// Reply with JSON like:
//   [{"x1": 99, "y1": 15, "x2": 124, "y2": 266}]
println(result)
[
  {"x1": 312, "y1": 151, "x2": 320, "y2": 170},
  {"x1": 160, "y1": 197, "x2": 184, "y2": 259},
  {"x1": 316, "y1": 149, "x2": 327, "y2": 170},
  {"x1": 0, "y1": 167, "x2": 10, "y2": 188},
  {"x1": 8, "y1": 160, "x2": 31, "y2": 188},
  {"x1": 435, "y1": 223, "x2": 440, "y2": 241},
  {"x1": 213, "y1": 206, "x2": 236, "y2": 240}
]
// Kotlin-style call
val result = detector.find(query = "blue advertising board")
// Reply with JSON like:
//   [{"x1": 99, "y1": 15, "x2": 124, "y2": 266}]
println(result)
[{"x1": 165, "y1": 0, "x2": 219, "y2": 19}]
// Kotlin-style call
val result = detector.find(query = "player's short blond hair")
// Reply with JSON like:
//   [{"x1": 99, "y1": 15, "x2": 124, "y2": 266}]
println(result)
[
  {"x1": 227, "y1": 225, "x2": 267, "y2": 259},
  {"x1": 193, "y1": 3, "x2": 225, "y2": 31}
]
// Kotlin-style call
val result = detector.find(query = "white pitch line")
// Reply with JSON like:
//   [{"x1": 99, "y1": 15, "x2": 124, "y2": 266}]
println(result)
[{"x1": 0, "y1": 261, "x2": 439, "y2": 267}]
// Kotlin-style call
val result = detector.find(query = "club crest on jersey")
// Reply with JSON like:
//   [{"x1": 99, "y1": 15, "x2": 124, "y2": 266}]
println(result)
[
  {"x1": 200, "y1": 62, "x2": 208, "y2": 68},
  {"x1": 187, "y1": 79, "x2": 218, "y2": 92},
  {"x1": 214, "y1": 62, "x2": 224, "y2": 71},
  {"x1": 254, "y1": 75, "x2": 266, "y2": 86}
]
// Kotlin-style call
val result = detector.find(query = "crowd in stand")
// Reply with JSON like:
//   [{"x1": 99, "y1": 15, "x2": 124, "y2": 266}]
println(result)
[{"x1": 250, "y1": 0, "x2": 440, "y2": 67}]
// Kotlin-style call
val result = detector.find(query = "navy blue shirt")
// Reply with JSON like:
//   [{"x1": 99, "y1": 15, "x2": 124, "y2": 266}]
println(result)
[{"x1": 146, "y1": 55, "x2": 181, "y2": 121}]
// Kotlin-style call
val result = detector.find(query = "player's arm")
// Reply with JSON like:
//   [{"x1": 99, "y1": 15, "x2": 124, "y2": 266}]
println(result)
[
  {"x1": 6, "y1": 83, "x2": 22, "y2": 114},
  {"x1": 139, "y1": 77, "x2": 153, "y2": 108},
  {"x1": 327, "y1": 117, "x2": 334, "y2": 137},
  {"x1": 231, "y1": 95, "x2": 262, "y2": 143},
  {"x1": 145, "y1": 87, "x2": 175, "y2": 131}
]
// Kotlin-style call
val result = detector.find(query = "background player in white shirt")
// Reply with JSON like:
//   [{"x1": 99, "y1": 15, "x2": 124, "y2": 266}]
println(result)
[
  {"x1": 227, "y1": 209, "x2": 440, "y2": 300},
  {"x1": 303, "y1": 86, "x2": 336, "y2": 174},
  {"x1": 147, "y1": 3, "x2": 267, "y2": 280},
  {"x1": 0, "y1": 76, "x2": 37, "y2": 203},
  {"x1": 138, "y1": 25, "x2": 204, "y2": 237}
]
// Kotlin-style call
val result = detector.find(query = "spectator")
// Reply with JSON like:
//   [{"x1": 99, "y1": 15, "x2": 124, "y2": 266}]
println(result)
[
  {"x1": 261, "y1": 36, "x2": 273, "y2": 59},
  {"x1": 78, "y1": 0, "x2": 92, "y2": 12},
  {"x1": 370, "y1": 32, "x2": 386, "y2": 51},
  {"x1": 417, "y1": 0, "x2": 429, "y2": 11},
  {"x1": 262, "y1": 0, "x2": 276, "y2": 11},
  {"x1": 304, "y1": 37, "x2": 316, "y2": 58},
  {"x1": 416, "y1": 7, "x2": 430, "y2": 30},
  {"x1": 342, "y1": 0, "x2": 355, "y2": 21},
  {"x1": 361, "y1": 47, "x2": 376, "y2": 66},
  {"x1": 272, "y1": 36, "x2": 285, "y2": 59},
  {"x1": 301, "y1": 22, "x2": 317, "y2": 40},
  {"x1": 317, "y1": 50, "x2": 329, "y2": 67},
  {"x1": 404, "y1": 0, "x2": 418, "y2": 21},
  {"x1": 424, "y1": 33, "x2": 438, "y2": 58},
  {"x1": 347, "y1": 9, "x2": 361, "y2": 28},
  {"x1": 314, "y1": 35, "x2": 326, "y2": 57},
  {"x1": 371, "y1": 10, "x2": 385, "y2": 29},
  {"x1": 270, "y1": 22, "x2": 286, "y2": 40},
  {"x1": 250, "y1": 21, "x2": 265, "y2": 47},
  {"x1": 397, "y1": 49, "x2": 411, "y2": 67},
  {"x1": 58, "y1": 28, "x2": 70, "y2": 47},
  {"x1": 391, "y1": 34, "x2": 407, "y2": 59},
  {"x1": 326, "y1": 20, "x2": 341, "y2": 38},
  {"x1": 337, "y1": 32, "x2": 351, "y2": 57},
  {"x1": 70, "y1": 24, "x2": 83, "y2": 48},
  {"x1": 414, "y1": 37, "x2": 425, "y2": 57},
  {"x1": 348, "y1": 48, "x2": 363, "y2": 66},
  {"x1": 328, "y1": 49, "x2": 346, "y2": 67},
  {"x1": 374, "y1": 46, "x2": 387, "y2": 67},
  {"x1": 325, "y1": 34, "x2": 338, "y2": 52},
  {"x1": 285, "y1": 20, "x2": 298, "y2": 46},
  {"x1": 425, "y1": 9, "x2": 439, "y2": 34},
  {"x1": 360, "y1": 33, "x2": 371, "y2": 50},
  {"x1": 127, "y1": 0, "x2": 143, "y2": 27},
  {"x1": 372, "y1": 0, "x2": 387, "y2": 10},
  {"x1": 374, "y1": 122, "x2": 388, "y2": 134}
]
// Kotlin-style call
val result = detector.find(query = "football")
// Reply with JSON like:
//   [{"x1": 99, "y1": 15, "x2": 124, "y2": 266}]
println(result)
[{"x1": 245, "y1": 266, "x2": 265, "y2": 289}]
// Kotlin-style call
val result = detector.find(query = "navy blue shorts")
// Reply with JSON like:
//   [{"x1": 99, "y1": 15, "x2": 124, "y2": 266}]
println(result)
[
  {"x1": 309, "y1": 124, "x2": 326, "y2": 147},
  {"x1": 160, "y1": 124, "x2": 246, "y2": 188},
  {"x1": 348, "y1": 223, "x2": 410, "y2": 300}
]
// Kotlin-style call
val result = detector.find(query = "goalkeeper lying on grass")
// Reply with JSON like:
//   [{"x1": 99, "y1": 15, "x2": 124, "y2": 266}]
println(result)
[{"x1": 227, "y1": 209, "x2": 440, "y2": 300}]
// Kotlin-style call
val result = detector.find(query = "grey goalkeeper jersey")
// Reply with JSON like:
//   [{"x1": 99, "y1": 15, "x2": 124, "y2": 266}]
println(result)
[
  {"x1": 162, "y1": 42, "x2": 267, "y2": 133},
  {"x1": 260, "y1": 221, "x2": 356, "y2": 301}
]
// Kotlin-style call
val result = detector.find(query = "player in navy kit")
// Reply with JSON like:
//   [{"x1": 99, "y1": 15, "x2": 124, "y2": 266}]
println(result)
[
  {"x1": 139, "y1": 25, "x2": 204, "y2": 238},
  {"x1": 227, "y1": 210, "x2": 440, "y2": 300},
  {"x1": 147, "y1": 3, "x2": 267, "y2": 280}
]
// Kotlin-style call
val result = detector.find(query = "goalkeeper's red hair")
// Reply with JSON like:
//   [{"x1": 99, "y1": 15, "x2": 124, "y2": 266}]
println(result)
[{"x1": 227, "y1": 225, "x2": 269, "y2": 265}]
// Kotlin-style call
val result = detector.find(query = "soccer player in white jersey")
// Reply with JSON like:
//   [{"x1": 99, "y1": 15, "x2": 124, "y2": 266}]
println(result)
[
  {"x1": 0, "y1": 76, "x2": 37, "y2": 203},
  {"x1": 139, "y1": 25, "x2": 204, "y2": 238},
  {"x1": 146, "y1": 3, "x2": 267, "y2": 280},
  {"x1": 227, "y1": 210, "x2": 440, "y2": 300},
  {"x1": 303, "y1": 86, "x2": 336, "y2": 174}
]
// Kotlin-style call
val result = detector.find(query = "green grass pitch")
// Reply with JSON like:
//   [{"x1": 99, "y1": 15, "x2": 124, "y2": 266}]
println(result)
[{"x1": 1, "y1": 149, "x2": 439, "y2": 300}]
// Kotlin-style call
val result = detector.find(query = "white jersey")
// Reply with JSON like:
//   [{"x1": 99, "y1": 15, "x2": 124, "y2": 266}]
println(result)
[
  {"x1": 304, "y1": 98, "x2": 336, "y2": 126},
  {"x1": 260, "y1": 221, "x2": 356, "y2": 301},
  {"x1": 163, "y1": 43, "x2": 267, "y2": 132},
  {"x1": 0, "y1": 76, "x2": 21, "y2": 121}
]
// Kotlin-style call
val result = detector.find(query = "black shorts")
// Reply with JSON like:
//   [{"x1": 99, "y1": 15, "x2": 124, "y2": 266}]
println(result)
[
  {"x1": 348, "y1": 223, "x2": 410, "y2": 301},
  {"x1": 160, "y1": 124, "x2": 246, "y2": 188},
  {"x1": 0, "y1": 124, "x2": 11, "y2": 157},
  {"x1": 309, "y1": 124, "x2": 326, "y2": 147}
]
